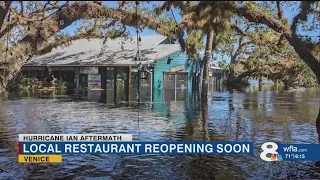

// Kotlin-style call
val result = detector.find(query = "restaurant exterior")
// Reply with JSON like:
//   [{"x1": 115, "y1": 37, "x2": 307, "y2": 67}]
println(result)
[{"x1": 20, "y1": 35, "x2": 227, "y2": 103}]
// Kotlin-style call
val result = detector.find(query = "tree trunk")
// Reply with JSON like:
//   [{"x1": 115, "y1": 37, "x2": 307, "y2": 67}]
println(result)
[
  {"x1": 201, "y1": 29, "x2": 214, "y2": 100},
  {"x1": 0, "y1": 1, "x2": 12, "y2": 31},
  {"x1": 226, "y1": 54, "x2": 238, "y2": 87},
  {"x1": 316, "y1": 107, "x2": 320, "y2": 167},
  {"x1": 258, "y1": 76, "x2": 263, "y2": 85},
  {"x1": 226, "y1": 69, "x2": 236, "y2": 87},
  {"x1": 286, "y1": 36, "x2": 320, "y2": 84},
  {"x1": 197, "y1": 73, "x2": 201, "y2": 91},
  {"x1": 197, "y1": 60, "x2": 204, "y2": 91},
  {"x1": 0, "y1": 44, "x2": 33, "y2": 94},
  {"x1": 201, "y1": 97, "x2": 210, "y2": 141},
  {"x1": 317, "y1": 107, "x2": 320, "y2": 143},
  {"x1": 233, "y1": 70, "x2": 257, "y2": 84},
  {"x1": 201, "y1": 29, "x2": 214, "y2": 140},
  {"x1": 286, "y1": 36, "x2": 320, "y2": 167}
]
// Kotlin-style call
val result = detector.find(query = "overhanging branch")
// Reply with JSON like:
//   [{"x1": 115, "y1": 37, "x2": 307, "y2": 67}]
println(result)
[
  {"x1": 291, "y1": 1, "x2": 314, "y2": 34},
  {"x1": 0, "y1": 1, "x2": 12, "y2": 31},
  {"x1": 276, "y1": 1, "x2": 283, "y2": 20}
]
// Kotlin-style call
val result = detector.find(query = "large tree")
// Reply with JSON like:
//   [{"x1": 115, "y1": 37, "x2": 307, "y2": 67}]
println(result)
[
  {"x1": 154, "y1": 1, "x2": 233, "y2": 98},
  {"x1": 156, "y1": 1, "x2": 319, "y2": 96},
  {"x1": 0, "y1": 1, "x2": 170, "y2": 93},
  {"x1": 219, "y1": 22, "x2": 318, "y2": 87},
  {"x1": 211, "y1": 1, "x2": 320, "y2": 84},
  {"x1": 1, "y1": 1, "x2": 319, "y2": 94}
]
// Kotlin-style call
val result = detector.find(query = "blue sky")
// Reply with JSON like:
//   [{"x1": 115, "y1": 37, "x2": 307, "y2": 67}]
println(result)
[
  {"x1": 62, "y1": 1, "x2": 181, "y2": 37},
  {"x1": 61, "y1": 1, "x2": 319, "y2": 63}
]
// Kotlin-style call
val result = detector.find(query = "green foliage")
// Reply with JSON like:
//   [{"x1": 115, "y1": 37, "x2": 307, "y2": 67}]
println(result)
[
  {"x1": 56, "y1": 79, "x2": 68, "y2": 89},
  {"x1": 14, "y1": 76, "x2": 43, "y2": 90},
  {"x1": 218, "y1": 61, "x2": 229, "y2": 70},
  {"x1": 290, "y1": 63, "x2": 318, "y2": 87},
  {"x1": 185, "y1": 30, "x2": 204, "y2": 59},
  {"x1": 1, "y1": 1, "x2": 319, "y2": 94},
  {"x1": 25, "y1": 1, "x2": 46, "y2": 14},
  {"x1": 19, "y1": 77, "x2": 43, "y2": 90},
  {"x1": 7, "y1": 74, "x2": 70, "y2": 91},
  {"x1": 237, "y1": 52, "x2": 318, "y2": 87}
]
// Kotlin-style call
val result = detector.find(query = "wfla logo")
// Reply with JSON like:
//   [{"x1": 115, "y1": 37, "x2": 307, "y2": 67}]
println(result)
[{"x1": 260, "y1": 142, "x2": 283, "y2": 161}]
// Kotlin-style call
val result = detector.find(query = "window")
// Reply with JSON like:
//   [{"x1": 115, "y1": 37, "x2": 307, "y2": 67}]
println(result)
[{"x1": 141, "y1": 71, "x2": 149, "y2": 79}]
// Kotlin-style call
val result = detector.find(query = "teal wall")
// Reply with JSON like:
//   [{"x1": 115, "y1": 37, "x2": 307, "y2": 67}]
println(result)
[{"x1": 153, "y1": 51, "x2": 197, "y2": 91}]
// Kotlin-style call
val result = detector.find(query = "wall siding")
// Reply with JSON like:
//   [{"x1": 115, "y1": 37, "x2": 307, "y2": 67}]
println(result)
[{"x1": 153, "y1": 51, "x2": 196, "y2": 91}]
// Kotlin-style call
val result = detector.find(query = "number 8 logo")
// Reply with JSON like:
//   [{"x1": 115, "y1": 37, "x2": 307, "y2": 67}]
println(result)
[{"x1": 260, "y1": 142, "x2": 278, "y2": 161}]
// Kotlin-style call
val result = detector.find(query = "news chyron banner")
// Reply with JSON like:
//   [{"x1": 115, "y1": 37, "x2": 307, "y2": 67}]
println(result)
[
  {"x1": 18, "y1": 134, "x2": 254, "y2": 163},
  {"x1": 260, "y1": 142, "x2": 320, "y2": 161},
  {"x1": 18, "y1": 134, "x2": 320, "y2": 163},
  {"x1": 18, "y1": 134, "x2": 133, "y2": 163}
]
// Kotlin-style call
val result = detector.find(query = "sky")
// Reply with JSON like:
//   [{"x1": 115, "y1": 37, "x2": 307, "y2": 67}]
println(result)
[
  {"x1": 61, "y1": 1, "x2": 319, "y2": 64},
  {"x1": 62, "y1": 1, "x2": 181, "y2": 37}
]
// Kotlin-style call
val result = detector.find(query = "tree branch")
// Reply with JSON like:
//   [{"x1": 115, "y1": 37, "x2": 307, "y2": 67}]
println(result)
[
  {"x1": 19, "y1": 1, "x2": 24, "y2": 16},
  {"x1": 230, "y1": 23, "x2": 252, "y2": 63},
  {"x1": 277, "y1": 33, "x2": 285, "y2": 47},
  {"x1": 208, "y1": 1, "x2": 320, "y2": 83},
  {"x1": 28, "y1": 4, "x2": 60, "y2": 17},
  {"x1": 117, "y1": 1, "x2": 129, "y2": 10},
  {"x1": 214, "y1": 1, "x2": 291, "y2": 35},
  {"x1": 286, "y1": 36, "x2": 320, "y2": 83},
  {"x1": 291, "y1": 1, "x2": 313, "y2": 34},
  {"x1": 19, "y1": 2, "x2": 162, "y2": 48},
  {"x1": 231, "y1": 36, "x2": 243, "y2": 63},
  {"x1": 154, "y1": 1, "x2": 185, "y2": 15},
  {"x1": 276, "y1": 1, "x2": 283, "y2": 20},
  {"x1": 231, "y1": 23, "x2": 247, "y2": 36},
  {"x1": 0, "y1": 21, "x2": 18, "y2": 39},
  {"x1": 0, "y1": 1, "x2": 12, "y2": 31},
  {"x1": 0, "y1": 2, "x2": 166, "y2": 92},
  {"x1": 0, "y1": 2, "x2": 65, "y2": 39},
  {"x1": 235, "y1": 69, "x2": 258, "y2": 81}
]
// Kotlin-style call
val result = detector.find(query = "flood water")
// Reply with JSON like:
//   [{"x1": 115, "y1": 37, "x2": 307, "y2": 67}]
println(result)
[{"x1": 0, "y1": 85, "x2": 319, "y2": 180}]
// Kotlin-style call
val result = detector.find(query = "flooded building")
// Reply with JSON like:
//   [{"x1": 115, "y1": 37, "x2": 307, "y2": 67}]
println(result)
[
  {"x1": 20, "y1": 35, "x2": 201, "y2": 103},
  {"x1": 208, "y1": 66, "x2": 229, "y2": 91}
]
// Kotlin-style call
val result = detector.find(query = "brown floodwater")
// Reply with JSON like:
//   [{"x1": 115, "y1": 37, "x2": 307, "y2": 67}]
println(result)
[{"x1": 0, "y1": 86, "x2": 319, "y2": 180}]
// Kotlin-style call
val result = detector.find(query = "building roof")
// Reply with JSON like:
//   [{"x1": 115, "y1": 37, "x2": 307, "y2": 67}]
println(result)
[
  {"x1": 211, "y1": 66, "x2": 222, "y2": 70},
  {"x1": 26, "y1": 35, "x2": 182, "y2": 66}
]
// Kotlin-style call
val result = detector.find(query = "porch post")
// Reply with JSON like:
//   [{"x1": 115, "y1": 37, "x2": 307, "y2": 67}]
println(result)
[
  {"x1": 75, "y1": 67, "x2": 80, "y2": 90},
  {"x1": 150, "y1": 70, "x2": 153, "y2": 102},
  {"x1": 99, "y1": 67, "x2": 107, "y2": 90},
  {"x1": 127, "y1": 66, "x2": 131, "y2": 103},
  {"x1": 99, "y1": 67, "x2": 107, "y2": 103},
  {"x1": 74, "y1": 67, "x2": 80, "y2": 96},
  {"x1": 114, "y1": 67, "x2": 117, "y2": 102},
  {"x1": 174, "y1": 73, "x2": 177, "y2": 101},
  {"x1": 137, "y1": 68, "x2": 141, "y2": 102}
]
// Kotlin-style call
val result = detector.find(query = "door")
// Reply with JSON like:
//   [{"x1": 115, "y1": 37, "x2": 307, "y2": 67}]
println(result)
[{"x1": 163, "y1": 72, "x2": 188, "y2": 101}]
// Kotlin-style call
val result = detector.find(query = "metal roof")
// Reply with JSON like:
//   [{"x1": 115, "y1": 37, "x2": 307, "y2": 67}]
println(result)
[
  {"x1": 26, "y1": 35, "x2": 182, "y2": 66},
  {"x1": 211, "y1": 66, "x2": 222, "y2": 70}
]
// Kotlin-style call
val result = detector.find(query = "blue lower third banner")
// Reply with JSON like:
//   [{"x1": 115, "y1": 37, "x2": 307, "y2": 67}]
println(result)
[
  {"x1": 20, "y1": 142, "x2": 254, "y2": 155},
  {"x1": 260, "y1": 142, "x2": 320, "y2": 161},
  {"x1": 278, "y1": 144, "x2": 320, "y2": 161}
]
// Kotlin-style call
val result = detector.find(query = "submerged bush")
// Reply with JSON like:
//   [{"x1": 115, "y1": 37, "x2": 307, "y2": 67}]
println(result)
[
  {"x1": 7, "y1": 74, "x2": 69, "y2": 91},
  {"x1": 7, "y1": 74, "x2": 43, "y2": 91},
  {"x1": 17, "y1": 77, "x2": 43, "y2": 90}
]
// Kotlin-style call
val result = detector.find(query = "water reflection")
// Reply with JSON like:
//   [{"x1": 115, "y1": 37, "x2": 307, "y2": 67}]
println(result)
[
  {"x1": 0, "y1": 86, "x2": 319, "y2": 179},
  {"x1": 317, "y1": 107, "x2": 320, "y2": 142}
]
